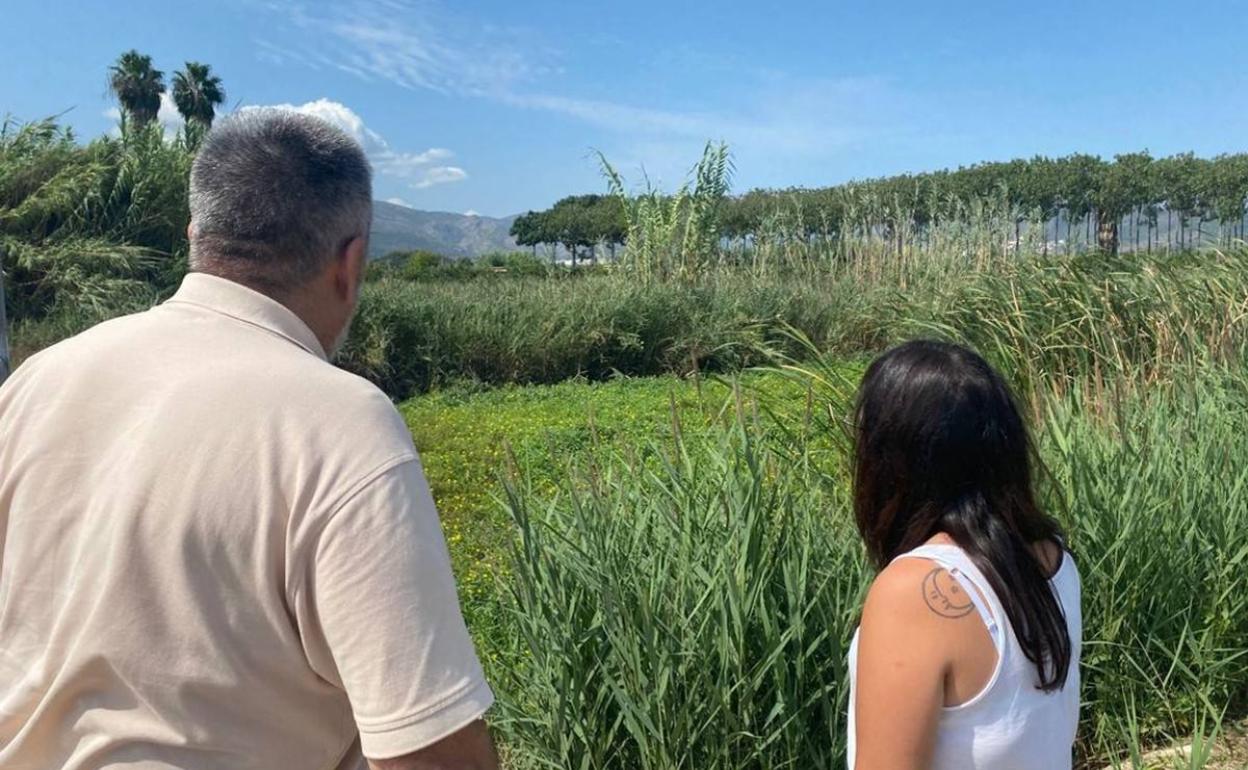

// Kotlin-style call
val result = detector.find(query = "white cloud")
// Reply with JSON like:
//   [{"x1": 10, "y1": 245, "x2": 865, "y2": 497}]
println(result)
[
  {"x1": 255, "y1": 38, "x2": 324, "y2": 70},
  {"x1": 374, "y1": 147, "x2": 454, "y2": 179},
  {"x1": 499, "y1": 93, "x2": 715, "y2": 137},
  {"x1": 242, "y1": 98, "x2": 466, "y2": 188},
  {"x1": 255, "y1": 0, "x2": 547, "y2": 95},
  {"x1": 503, "y1": 76, "x2": 887, "y2": 155},
  {"x1": 245, "y1": 98, "x2": 372, "y2": 147},
  {"x1": 158, "y1": 93, "x2": 185, "y2": 131},
  {"x1": 103, "y1": 92, "x2": 185, "y2": 137},
  {"x1": 412, "y1": 166, "x2": 467, "y2": 189},
  {"x1": 386, "y1": 197, "x2": 413, "y2": 207},
  {"x1": 463, "y1": 209, "x2": 480, "y2": 216}
]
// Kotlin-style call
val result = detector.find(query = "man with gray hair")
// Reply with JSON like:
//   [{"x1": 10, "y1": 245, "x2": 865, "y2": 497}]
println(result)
[{"x1": 0, "y1": 109, "x2": 498, "y2": 769}]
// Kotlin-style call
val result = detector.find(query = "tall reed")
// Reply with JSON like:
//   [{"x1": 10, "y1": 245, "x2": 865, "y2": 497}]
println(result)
[{"x1": 487, "y1": 366, "x2": 1248, "y2": 769}]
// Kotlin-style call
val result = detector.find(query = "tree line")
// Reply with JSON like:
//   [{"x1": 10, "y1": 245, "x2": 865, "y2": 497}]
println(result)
[{"x1": 512, "y1": 151, "x2": 1248, "y2": 257}]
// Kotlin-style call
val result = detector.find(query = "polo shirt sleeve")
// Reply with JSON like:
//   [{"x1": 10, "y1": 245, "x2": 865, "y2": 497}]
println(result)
[{"x1": 297, "y1": 455, "x2": 494, "y2": 759}]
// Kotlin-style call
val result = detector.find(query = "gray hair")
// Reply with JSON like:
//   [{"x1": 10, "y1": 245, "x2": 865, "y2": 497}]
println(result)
[{"x1": 188, "y1": 108, "x2": 373, "y2": 293}]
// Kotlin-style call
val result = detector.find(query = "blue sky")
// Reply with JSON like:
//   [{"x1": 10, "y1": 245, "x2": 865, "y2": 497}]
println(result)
[{"x1": 2, "y1": 0, "x2": 1246, "y2": 217}]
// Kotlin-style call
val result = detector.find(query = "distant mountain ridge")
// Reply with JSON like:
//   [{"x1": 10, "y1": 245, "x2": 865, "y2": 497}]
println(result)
[{"x1": 369, "y1": 200, "x2": 520, "y2": 259}]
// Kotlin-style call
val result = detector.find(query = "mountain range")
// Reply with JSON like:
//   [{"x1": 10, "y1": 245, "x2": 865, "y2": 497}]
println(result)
[{"x1": 368, "y1": 200, "x2": 520, "y2": 259}]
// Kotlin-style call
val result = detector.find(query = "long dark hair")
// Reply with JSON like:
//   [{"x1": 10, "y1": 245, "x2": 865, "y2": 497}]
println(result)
[{"x1": 852, "y1": 339, "x2": 1071, "y2": 691}]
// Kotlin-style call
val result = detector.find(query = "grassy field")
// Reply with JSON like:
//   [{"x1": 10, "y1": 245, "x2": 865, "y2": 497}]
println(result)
[
  {"x1": 386, "y1": 243, "x2": 1248, "y2": 768},
  {"x1": 331, "y1": 246, "x2": 1248, "y2": 401},
  {"x1": 400, "y1": 372, "x2": 838, "y2": 642},
  {"x1": 404, "y1": 361, "x2": 1248, "y2": 769}
]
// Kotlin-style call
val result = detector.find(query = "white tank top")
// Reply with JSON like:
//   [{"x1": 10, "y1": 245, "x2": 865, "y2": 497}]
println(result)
[{"x1": 846, "y1": 542, "x2": 1082, "y2": 770}]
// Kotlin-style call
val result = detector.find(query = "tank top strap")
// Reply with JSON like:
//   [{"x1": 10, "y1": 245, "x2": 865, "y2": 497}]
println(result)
[{"x1": 892, "y1": 544, "x2": 1005, "y2": 652}]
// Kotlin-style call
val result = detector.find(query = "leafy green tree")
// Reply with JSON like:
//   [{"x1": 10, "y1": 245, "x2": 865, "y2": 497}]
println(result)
[
  {"x1": 108, "y1": 50, "x2": 165, "y2": 130},
  {"x1": 545, "y1": 195, "x2": 600, "y2": 266},
  {"x1": 1159, "y1": 153, "x2": 1202, "y2": 250},
  {"x1": 590, "y1": 195, "x2": 627, "y2": 260},
  {"x1": 510, "y1": 210, "x2": 552, "y2": 258},
  {"x1": 524, "y1": 146, "x2": 1243, "y2": 261},
  {"x1": 400, "y1": 249, "x2": 445, "y2": 280},
  {"x1": 1209, "y1": 154, "x2": 1248, "y2": 244},
  {"x1": 503, "y1": 251, "x2": 550, "y2": 276},
  {"x1": 1092, "y1": 152, "x2": 1152, "y2": 255}
]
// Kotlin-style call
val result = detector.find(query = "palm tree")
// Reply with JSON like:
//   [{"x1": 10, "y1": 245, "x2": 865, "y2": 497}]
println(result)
[
  {"x1": 108, "y1": 50, "x2": 165, "y2": 130},
  {"x1": 171, "y1": 62, "x2": 225, "y2": 129}
]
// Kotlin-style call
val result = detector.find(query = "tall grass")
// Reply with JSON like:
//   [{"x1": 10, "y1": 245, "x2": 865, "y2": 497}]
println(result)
[
  {"x1": 1, "y1": 118, "x2": 189, "y2": 367},
  {"x1": 486, "y1": 366, "x2": 1248, "y2": 769},
  {"x1": 0, "y1": 119, "x2": 189, "y2": 317},
  {"x1": 338, "y1": 248, "x2": 1248, "y2": 401},
  {"x1": 495, "y1": 415, "x2": 859, "y2": 770},
  {"x1": 600, "y1": 142, "x2": 733, "y2": 282},
  {"x1": 1046, "y1": 376, "x2": 1248, "y2": 762},
  {"x1": 917, "y1": 249, "x2": 1248, "y2": 400},
  {"x1": 338, "y1": 271, "x2": 881, "y2": 398}
]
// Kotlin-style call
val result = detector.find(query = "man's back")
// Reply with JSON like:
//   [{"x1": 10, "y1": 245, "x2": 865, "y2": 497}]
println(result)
[{"x1": 0, "y1": 274, "x2": 493, "y2": 768}]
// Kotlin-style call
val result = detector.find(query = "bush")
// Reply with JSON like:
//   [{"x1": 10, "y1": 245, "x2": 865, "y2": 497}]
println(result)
[
  {"x1": 1, "y1": 120, "x2": 189, "y2": 323},
  {"x1": 337, "y1": 272, "x2": 877, "y2": 399}
]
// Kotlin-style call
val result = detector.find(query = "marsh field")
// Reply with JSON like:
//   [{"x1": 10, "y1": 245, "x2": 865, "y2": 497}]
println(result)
[
  {"x1": 389, "y1": 250, "x2": 1248, "y2": 769},
  {"x1": 4, "y1": 122, "x2": 1248, "y2": 768}
]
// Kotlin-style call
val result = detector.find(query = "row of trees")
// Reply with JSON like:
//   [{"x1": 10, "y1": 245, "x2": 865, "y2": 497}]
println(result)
[
  {"x1": 509, "y1": 195, "x2": 626, "y2": 265},
  {"x1": 727, "y1": 151, "x2": 1248, "y2": 255},
  {"x1": 108, "y1": 50, "x2": 226, "y2": 143},
  {"x1": 513, "y1": 151, "x2": 1248, "y2": 257}
]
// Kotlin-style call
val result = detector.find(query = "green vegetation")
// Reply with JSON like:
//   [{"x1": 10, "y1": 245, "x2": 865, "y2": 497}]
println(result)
[
  {"x1": 0, "y1": 118, "x2": 191, "y2": 365},
  {"x1": 1, "y1": 49, "x2": 228, "y2": 367},
  {"x1": 170, "y1": 60, "x2": 226, "y2": 148},
  {"x1": 339, "y1": 246, "x2": 1246, "y2": 400},
  {"x1": 400, "y1": 374, "x2": 822, "y2": 648},
  {"x1": 108, "y1": 49, "x2": 225, "y2": 143},
  {"x1": 366, "y1": 248, "x2": 557, "y2": 282},
  {"x1": 402, "y1": 145, "x2": 1248, "y2": 769},
  {"x1": 408, "y1": 363, "x2": 1248, "y2": 769},
  {"x1": 340, "y1": 270, "x2": 856, "y2": 397},
  {"x1": 512, "y1": 148, "x2": 1248, "y2": 258},
  {"x1": 510, "y1": 194, "x2": 626, "y2": 266}
]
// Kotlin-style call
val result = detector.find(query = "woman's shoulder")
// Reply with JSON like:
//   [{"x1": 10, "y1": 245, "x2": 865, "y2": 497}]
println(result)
[{"x1": 861, "y1": 556, "x2": 985, "y2": 639}]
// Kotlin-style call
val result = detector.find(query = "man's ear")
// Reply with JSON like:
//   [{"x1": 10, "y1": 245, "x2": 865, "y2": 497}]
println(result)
[{"x1": 336, "y1": 235, "x2": 369, "y2": 300}]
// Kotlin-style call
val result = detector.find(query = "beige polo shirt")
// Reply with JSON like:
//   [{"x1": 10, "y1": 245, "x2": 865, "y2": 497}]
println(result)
[{"x1": 0, "y1": 273, "x2": 493, "y2": 769}]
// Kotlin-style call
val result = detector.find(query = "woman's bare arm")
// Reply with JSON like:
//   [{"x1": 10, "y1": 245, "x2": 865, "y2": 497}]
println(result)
[{"x1": 852, "y1": 559, "x2": 984, "y2": 770}]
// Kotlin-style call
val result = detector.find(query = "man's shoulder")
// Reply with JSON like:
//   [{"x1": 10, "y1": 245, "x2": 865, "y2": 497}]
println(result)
[
  {"x1": 271, "y1": 354, "x2": 416, "y2": 457},
  {"x1": 7, "y1": 308, "x2": 154, "y2": 380},
  {"x1": 311, "y1": 361, "x2": 407, "y2": 424}
]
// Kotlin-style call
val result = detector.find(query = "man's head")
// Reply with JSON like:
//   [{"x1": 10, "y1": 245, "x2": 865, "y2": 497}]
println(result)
[{"x1": 188, "y1": 108, "x2": 373, "y2": 356}]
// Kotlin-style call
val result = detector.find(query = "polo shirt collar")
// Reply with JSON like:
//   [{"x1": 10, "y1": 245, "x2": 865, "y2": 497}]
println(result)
[{"x1": 166, "y1": 272, "x2": 329, "y2": 361}]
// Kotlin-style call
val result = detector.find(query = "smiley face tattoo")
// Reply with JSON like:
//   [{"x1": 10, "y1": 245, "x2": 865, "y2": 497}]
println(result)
[{"x1": 922, "y1": 568, "x2": 976, "y2": 619}]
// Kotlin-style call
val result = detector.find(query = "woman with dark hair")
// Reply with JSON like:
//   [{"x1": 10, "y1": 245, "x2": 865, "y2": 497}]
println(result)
[{"x1": 846, "y1": 340, "x2": 1081, "y2": 769}]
